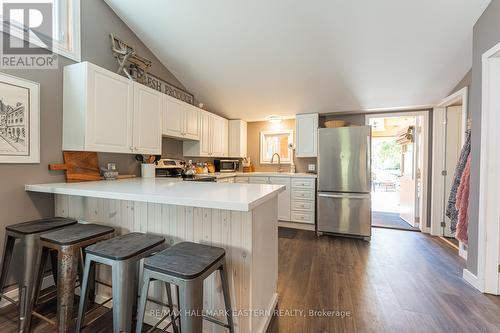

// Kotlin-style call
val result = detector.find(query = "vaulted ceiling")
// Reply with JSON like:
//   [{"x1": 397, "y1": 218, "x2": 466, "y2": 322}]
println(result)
[{"x1": 104, "y1": 0, "x2": 490, "y2": 121}]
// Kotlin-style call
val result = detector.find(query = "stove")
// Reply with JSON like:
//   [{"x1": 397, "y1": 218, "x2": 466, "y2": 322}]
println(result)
[{"x1": 155, "y1": 158, "x2": 216, "y2": 182}]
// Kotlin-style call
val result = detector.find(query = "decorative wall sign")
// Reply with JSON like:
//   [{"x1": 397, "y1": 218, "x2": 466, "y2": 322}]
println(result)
[
  {"x1": 0, "y1": 73, "x2": 40, "y2": 163},
  {"x1": 110, "y1": 34, "x2": 195, "y2": 105},
  {"x1": 141, "y1": 72, "x2": 194, "y2": 105}
]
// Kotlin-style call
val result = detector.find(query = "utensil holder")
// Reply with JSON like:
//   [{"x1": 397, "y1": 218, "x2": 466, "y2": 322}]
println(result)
[{"x1": 141, "y1": 164, "x2": 155, "y2": 178}]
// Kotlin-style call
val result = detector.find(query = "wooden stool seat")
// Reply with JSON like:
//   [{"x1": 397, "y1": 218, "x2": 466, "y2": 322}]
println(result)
[
  {"x1": 40, "y1": 223, "x2": 115, "y2": 245},
  {"x1": 6, "y1": 217, "x2": 77, "y2": 235},
  {"x1": 145, "y1": 242, "x2": 225, "y2": 279},
  {"x1": 85, "y1": 232, "x2": 165, "y2": 261}
]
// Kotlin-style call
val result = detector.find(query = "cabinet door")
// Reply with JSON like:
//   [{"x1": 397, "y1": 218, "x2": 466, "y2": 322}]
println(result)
[
  {"x1": 211, "y1": 115, "x2": 225, "y2": 157},
  {"x1": 234, "y1": 177, "x2": 249, "y2": 183},
  {"x1": 133, "y1": 83, "x2": 162, "y2": 154},
  {"x1": 200, "y1": 111, "x2": 212, "y2": 156},
  {"x1": 270, "y1": 177, "x2": 291, "y2": 221},
  {"x1": 296, "y1": 113, "x2": 318, "y2": 157},
  {"x1": 184, "y1": 105, "x2": 200, "y2": 140},
  {"x1": 222, "y1": 118, "x2": 229, "y2": 156},
  {"x1": 248, "y1": 177, "x2": 269, "y2": 184},
  {"x1": 86, "y1": 65, "x2": 134, "y2": 153},
  {"x1": 162, "y1": 96, "x2": 184, "y2": 138}
]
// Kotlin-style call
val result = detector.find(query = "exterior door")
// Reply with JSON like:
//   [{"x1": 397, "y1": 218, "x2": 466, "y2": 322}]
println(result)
[
  {"x1": 399, "y1": 143, "x2": 416, "y2": 225},
  {"x1": 86, "y1": 64, "x2": 134, "y2": 153},
  {"x1": 133, "y1": 83, "x2": 162, "y2": 154}
]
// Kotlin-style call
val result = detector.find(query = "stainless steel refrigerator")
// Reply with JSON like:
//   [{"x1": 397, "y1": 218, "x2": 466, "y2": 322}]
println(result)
[{"x1": 317, "y1": 126, "x2": 372, "y2": 239}]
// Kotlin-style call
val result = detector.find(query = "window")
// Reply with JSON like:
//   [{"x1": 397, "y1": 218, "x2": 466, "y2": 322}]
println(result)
[
  {"x1": 0, "y1": 0, "x2": 81, "y2": 61},
  {"x1": 260, "y1": 130, "x2": 294, "y2": 164}
]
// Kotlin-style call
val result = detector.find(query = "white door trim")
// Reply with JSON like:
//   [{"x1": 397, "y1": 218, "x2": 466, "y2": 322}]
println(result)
[
  {"x1": 365, "y1": 111, "x2": 430, "y2": 233},
  {"x1": 476, "y1": 42, "x2": 500, "y2": 294},
  {"x1": 430, "y1": 88, "x2": 468, "y2": 238}
]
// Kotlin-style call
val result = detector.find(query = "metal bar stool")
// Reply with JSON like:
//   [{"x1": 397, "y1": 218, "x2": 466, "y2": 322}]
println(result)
[
  {"x1": 0, "y1": 217, "x2": 77, "y2": 333},
  {"x1": 76, "y1": 233, "x2": 166, "y2": 333},
  {"x1": 33, "y1": 223, "x2": 115, "y2": 333},
  {"x1": 135, "y1": 242, "x2": 234, "y2": 333}
]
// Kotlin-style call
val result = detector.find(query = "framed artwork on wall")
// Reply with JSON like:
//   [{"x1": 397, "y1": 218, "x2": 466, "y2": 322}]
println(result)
[{"x1": 0, "y1": 73, "x2": 40, "y2": 163}]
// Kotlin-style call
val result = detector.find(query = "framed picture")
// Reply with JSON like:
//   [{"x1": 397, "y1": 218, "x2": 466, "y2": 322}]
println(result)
[{"x1": 0, "y1": 73, "x2": 40, "y2": 163}]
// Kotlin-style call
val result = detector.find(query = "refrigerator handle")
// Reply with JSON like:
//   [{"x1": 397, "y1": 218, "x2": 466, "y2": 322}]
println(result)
[
  {"x1": 318, "y1": 193, "x2": 370, "y2": 199},
  {"x1": 367, "y1": 134, "x2": 371, "y2": 188}
]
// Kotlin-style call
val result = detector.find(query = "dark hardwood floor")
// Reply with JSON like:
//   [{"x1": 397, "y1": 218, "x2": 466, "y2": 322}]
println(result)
[
  {"x1": 267, "y1": 228, "x2": 500, "y2": 333},
  {"x1": 1, "y1": 228, "x2": 499, "y2": 332}
]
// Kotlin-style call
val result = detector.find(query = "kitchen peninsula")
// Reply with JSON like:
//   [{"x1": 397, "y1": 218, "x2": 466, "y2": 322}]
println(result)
[{"x1": 25, "y1": 178, "x2": 284, "y2": 333}]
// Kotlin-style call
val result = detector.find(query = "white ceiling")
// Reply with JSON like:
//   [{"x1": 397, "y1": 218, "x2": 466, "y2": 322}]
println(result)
[{"x1": 104, "y1": 0, "x2": 490, "y2": 121}]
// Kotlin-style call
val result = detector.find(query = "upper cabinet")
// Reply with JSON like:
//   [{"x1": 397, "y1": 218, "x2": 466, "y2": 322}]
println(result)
[
  {"x1": 295, "y1": 113, "x2": 318, "y2": 157},
  {"x1": 228, "y1": 120, "x2": 247, "y2": 158},
  {"x1": 162, "y1": 95, "x2": 199, "y2": 141},
  {"x1": 63, "y1": 62, "x2": 161, "y2": 155},
  {"x1": 183, "y1": 111, "x2": 229, "y2": 157}
]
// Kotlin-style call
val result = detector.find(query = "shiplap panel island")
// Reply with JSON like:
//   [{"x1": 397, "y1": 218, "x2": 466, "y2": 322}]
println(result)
[{"x1": 26, "y1": 178, "x2": 284, "y2": 333}]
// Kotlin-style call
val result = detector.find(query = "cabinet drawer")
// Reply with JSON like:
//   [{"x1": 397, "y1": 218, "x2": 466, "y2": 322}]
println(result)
[
  {"x1": 291, "y1": 178, "x2": 316, "y2": 189},
  {"x1": 291, "y1": 211, "x2": 314, "y2": 224},
  {"x1": 291, "y1": 200, "x2": 314, "y2": 212},
  {"x1": 248, "y1": 177, "x2": 269, "y2": 184},
  {"x1": 291, "y1": 189, "x2": 315, "y2": 200},
  {"x1": 234, "y1": 177, "x2": 249, "y2": 183}
]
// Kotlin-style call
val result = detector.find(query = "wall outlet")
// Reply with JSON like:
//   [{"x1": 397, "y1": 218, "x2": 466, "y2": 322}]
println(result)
[{"x1": 308, "y1": 164, "x2": 316, "y2": 172}]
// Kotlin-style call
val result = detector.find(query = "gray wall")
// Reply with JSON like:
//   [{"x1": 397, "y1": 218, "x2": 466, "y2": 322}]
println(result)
[
  {"x1": 0, "y1": 0, "x2": 188, "y2": 283},
  {"x1": 467, "y1": 0, "x2": 500, "y2": 275}
]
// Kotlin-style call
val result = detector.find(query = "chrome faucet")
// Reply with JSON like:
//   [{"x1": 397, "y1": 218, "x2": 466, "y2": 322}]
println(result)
[{"x1": 271, "y1": 153, "x2": 283, "y2": 173}]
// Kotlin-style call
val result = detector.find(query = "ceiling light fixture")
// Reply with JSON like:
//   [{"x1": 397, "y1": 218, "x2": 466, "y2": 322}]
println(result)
[{"x1": 267, "y1": 115, "x2": 282, "y2": 124}]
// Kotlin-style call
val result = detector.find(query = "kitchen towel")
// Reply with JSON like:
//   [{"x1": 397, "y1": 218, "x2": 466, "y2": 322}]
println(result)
[
  {"x1": 446, "y1": 129, "x2": 471, "y2": 233},
  {"x1": 455, "y1": 155, "x2": 471, "y2": 244}
]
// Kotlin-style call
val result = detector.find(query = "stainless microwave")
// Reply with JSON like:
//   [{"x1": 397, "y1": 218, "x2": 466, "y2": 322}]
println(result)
[{"x1": 214, "y1": 159, "x2": 240, "y2": 173}]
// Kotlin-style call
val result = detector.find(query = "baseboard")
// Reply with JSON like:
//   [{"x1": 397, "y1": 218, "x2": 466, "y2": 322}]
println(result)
[
  {"x1": 459, "y1": 242, "x2": 468, "y2": 260},
  {"x1": 278, "y1": 221, "x2": 315, "y2": 231},
  {"x1": 258, "y1": 292, "x2": 278, "y2": 333},
  {"x1": 463, "y1": 269, "x2": 483, "y2": 292},
  {"x1": 0, "y1": 275, "x2": 55, "y2": 309}
]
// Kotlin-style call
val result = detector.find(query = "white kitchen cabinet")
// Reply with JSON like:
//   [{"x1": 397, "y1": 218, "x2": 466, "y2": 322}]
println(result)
[
  {"x1": 217, "y1": 177, "x2": 235, "y2": 183},
  {"x1": 269, "y1": 177, "x2": 291, "y2": 221},
  {"x1": 296, "y1": 113, "x2": 319, "y2": 157},
  {"x1": 234, "y1": 177, "x2": 249, "y2": 183},
  {"x1": 228, "y1": 120, "x2": 247, "y2": 158},
  {"x1": 211, "y1": 115, "x2": 227, "y2": 157},
  {"x1": 248, "y1": 177, "x2": 269, "y2": 184},
  {"x1": 133, "y1": 83, "x2": 162, "y2": 154},
  {"x1": 162, "y1": 96, "x2": 199, "y2": 141},
  {"x1": 183, "y1": 112, "x2": 229, "y2": 157},
  {"x1": 235, "y1": 175, "x2": 316, "y2": 226},
  {"x1": 63, "y1": 62, "x2": 161, "y2": 154}
]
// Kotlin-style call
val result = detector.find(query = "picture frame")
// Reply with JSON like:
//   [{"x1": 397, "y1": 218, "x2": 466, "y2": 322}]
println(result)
[{"x1": 0, "y1": 73, "x2": 40, "y2": 163}]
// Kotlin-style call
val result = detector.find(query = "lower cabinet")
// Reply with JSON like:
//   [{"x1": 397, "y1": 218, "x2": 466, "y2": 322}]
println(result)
[
  {"x1": 269, "y1": 177, "x2": 291, "y2": 221},
  {"x1": 234, "y1": 175, "x2": 316, "y2": 226}
]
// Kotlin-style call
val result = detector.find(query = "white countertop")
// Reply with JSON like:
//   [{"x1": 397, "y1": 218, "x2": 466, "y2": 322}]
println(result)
[
  {"x1": 211, "y1": 172, "x2": 317, "y2": 179},
  {"x1": 25, "y1": 178, "x2": 285, "y2": 212}
]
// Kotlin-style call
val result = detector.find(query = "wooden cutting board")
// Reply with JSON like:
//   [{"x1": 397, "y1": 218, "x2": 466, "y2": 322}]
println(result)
[{"x1": 49, "y1": 151, "x2": 102, "y2": 182}]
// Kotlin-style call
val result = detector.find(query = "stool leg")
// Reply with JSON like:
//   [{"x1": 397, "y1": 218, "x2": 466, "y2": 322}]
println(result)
[
  {"x1": 19, "y1": 234, "x2": 42, "y2": 333},
  {"x1": 112, "y1": 260, "x2": 138, "y2": 333},
  {"x1": 178, "y1": 279, "x2": 204, "y2": 333},
  {"x1": 76, "y1": 256, "x2": 95, "y2": 333},
  {"x1": 165, "y1": 282, "x2": 179, "y2": 333},
  {"x1": 0, "y1": 234, "x2": 15, "y2": 301},
  {"x1": 220, "y1": 263, "x2": 235, "y2": 333},
  {"x1": 33, "y1": 247, "x2": 50, "y2": 306},
  {"x1": 57, "y1": 246, "x2": 79, "y2": 333},
  {"x1": 135, "y1": 270, "x2": 151, "y2": 333},
  {"x1": 50, "y1": 249, "x2": 58, "y2": 286}
]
